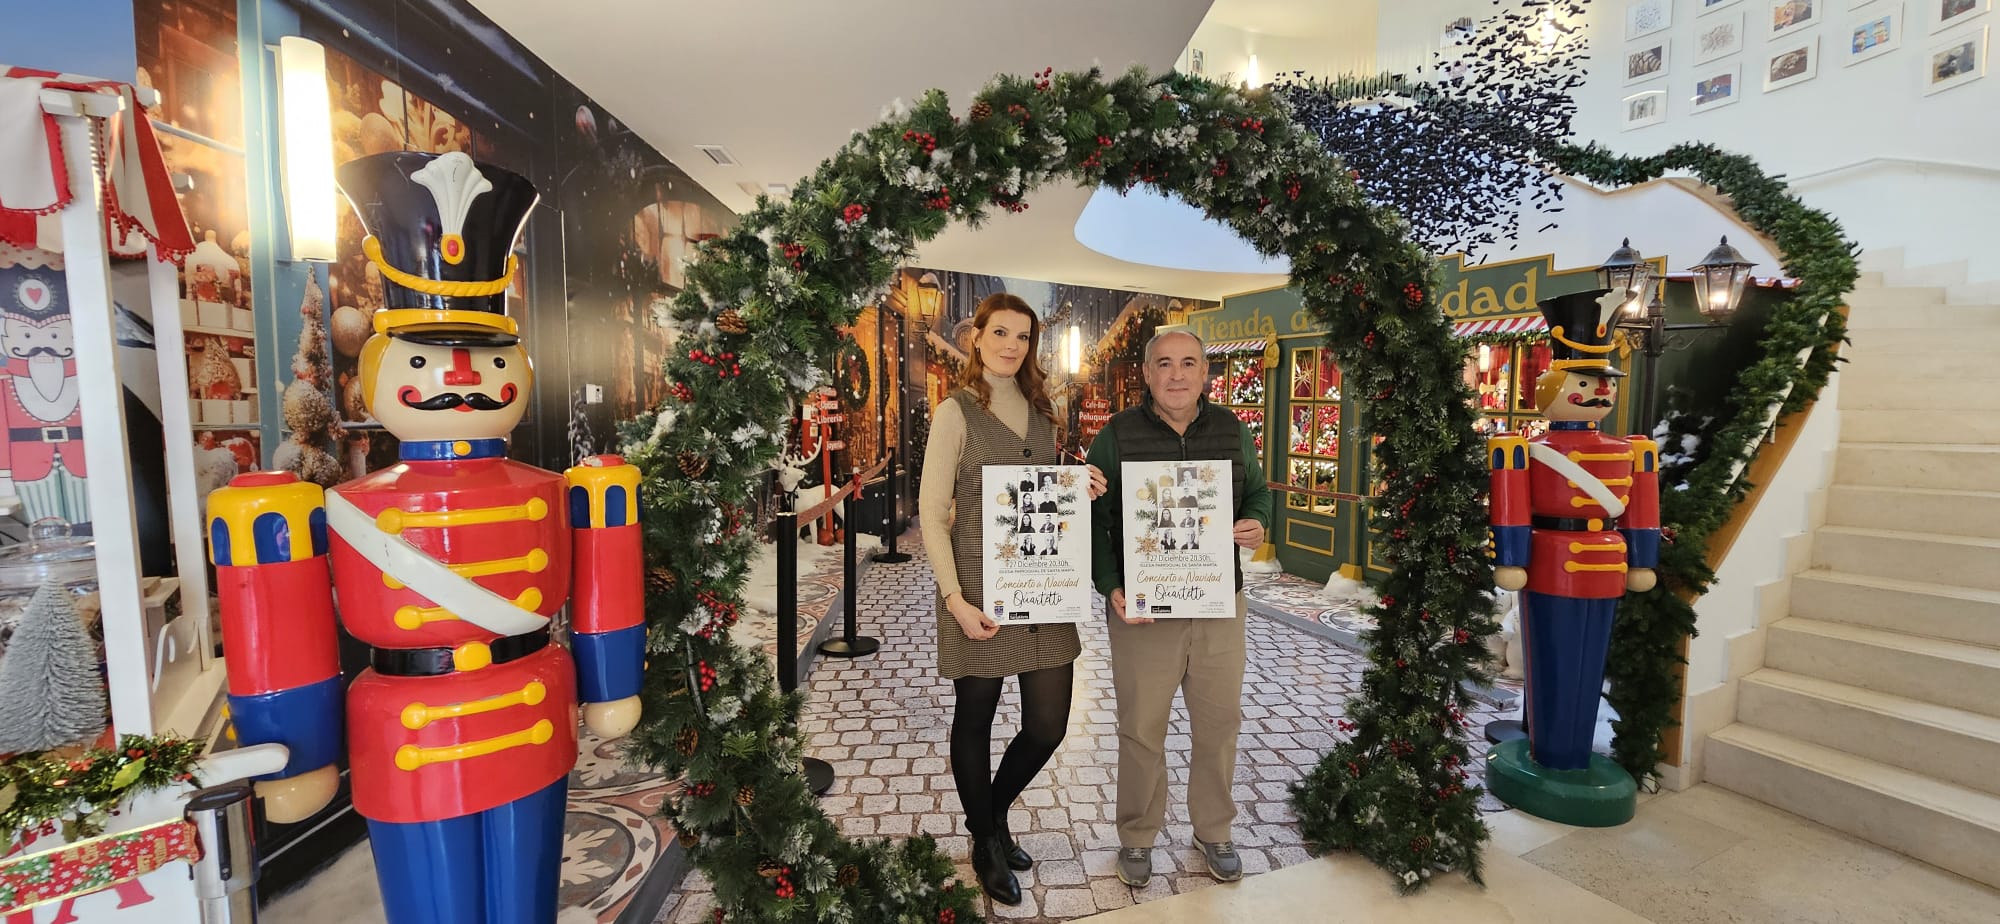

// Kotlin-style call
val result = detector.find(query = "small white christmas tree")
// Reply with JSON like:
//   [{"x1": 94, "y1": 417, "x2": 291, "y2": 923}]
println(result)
[
  {"x1": 0, "y1": 584, "x2": 108, "y2": 753},
  {"x1": 275, "y1": 269, "x2": 347, "y2": 486}
]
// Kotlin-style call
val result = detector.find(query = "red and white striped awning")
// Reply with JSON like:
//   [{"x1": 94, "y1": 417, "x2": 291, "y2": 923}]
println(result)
[
  {"x1": 1205, "y1": 337, "x2": 1269, "y2": 356},
  {"x1": 1450, "y1": 315, "x2": 1547, "y2": 338}
]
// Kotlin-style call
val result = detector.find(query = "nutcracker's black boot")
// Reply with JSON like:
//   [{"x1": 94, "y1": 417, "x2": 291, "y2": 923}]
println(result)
[
  {"x1": 993, "y1": 809, "x2": 1033, "y2": 871},
  {"x1": 970, "y1": 834, "x2": 1023, "y2": 906}
]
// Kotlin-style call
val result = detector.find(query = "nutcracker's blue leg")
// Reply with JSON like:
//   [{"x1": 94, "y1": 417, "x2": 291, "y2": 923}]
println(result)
[
  {"x1": 1521, "y1": 592, "x2": 1618, "y2": 771},
  {"x1": 480, "y1": 778, "x2": 569, "y2": 924},
  {"x1": 368, "y1": 813, "x2": 486, "y2": 924}
]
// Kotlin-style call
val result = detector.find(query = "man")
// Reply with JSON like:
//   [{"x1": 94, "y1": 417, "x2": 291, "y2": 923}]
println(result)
[{"x1": 1087, "y1": 329, "x2": 1272, "y2": 887}]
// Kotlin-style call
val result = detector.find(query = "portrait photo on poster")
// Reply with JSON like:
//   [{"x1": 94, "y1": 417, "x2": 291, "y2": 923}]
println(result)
[
  {"x1": 1119, "y1": 460, "x2": 1236, "y2": 619},
  {"x1": 1692, "y1": 63, "x2": 1745, "y2": 110},
  {"x1": 1696, "y1": 13, "x2": 1748, "y2": 62},
  {"x1": 1847, "y1": 4, "x2": 1906, "y2": 64},
  {"x1": 1765, "y1": 36, "x2": 1822, "y2": 89},
  {"x1": 1625, "y1": 39, "x2": 1672, "y2": 83},
  {"x1": 981, "y1": 464, "x2": 1092, "y2": 625},
  {"x1": 1622, "y1": 89, "x2": 1669, "y2": 129},
  {"x1": 1925, "y1": 25, "x2": 1988, "y2": 91}
]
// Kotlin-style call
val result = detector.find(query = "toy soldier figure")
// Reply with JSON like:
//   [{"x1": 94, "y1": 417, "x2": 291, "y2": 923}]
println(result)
[
  {"x1": 206, "y1": 152, "x2": 645, "y2": 923},
  {"x1": 1484, "y1": 289, "x2": 1660, "y2": 826}
]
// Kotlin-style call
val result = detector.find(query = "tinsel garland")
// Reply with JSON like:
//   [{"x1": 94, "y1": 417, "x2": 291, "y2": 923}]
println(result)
[
  {"x1": 618, "y1": 64, "x2": 1487, "y2": 914},
  {"x1": 1, "y1": 735, "x2": 204, "y2": 842}
]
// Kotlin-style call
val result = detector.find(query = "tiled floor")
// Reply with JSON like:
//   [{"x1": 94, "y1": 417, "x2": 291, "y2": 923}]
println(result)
[{"x1": 656, "y1": 540, "x2": 1511, "y2": 923}]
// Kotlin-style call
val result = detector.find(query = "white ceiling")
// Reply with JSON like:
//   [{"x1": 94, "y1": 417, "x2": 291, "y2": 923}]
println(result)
[
  {"x1": 464, "y1": 0, "x2": 1305, "y2": 300},
  {"x1": 1201, "y1": 0, "x2": 1361, "y2": 39}
]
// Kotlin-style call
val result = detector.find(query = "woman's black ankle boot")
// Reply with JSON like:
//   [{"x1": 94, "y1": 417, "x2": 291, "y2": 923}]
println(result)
[
  {"x1": 993, "y1": 812, "x2": 1032, "y2": 871},
  {"x1": 970, "y1": 834, "x2": 1023, "y2": 905}
]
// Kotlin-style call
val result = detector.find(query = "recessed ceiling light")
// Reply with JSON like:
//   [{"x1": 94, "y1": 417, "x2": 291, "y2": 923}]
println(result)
[
  {"x1": 694, "y1": 145, "x2": 739, "y2": 167},
  {"x1": 736, "y1": 182, "x2": 764, "y2": 197},
  {"x1": 765, "y1": 183, "x2": 791, "y2": 197}
]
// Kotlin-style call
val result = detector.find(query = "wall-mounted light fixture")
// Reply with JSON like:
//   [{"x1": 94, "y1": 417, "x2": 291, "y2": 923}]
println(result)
[
  {"x1": 276, "y1": 36, "x2": 335, "y2": 262},
  {"x1": 1064, "y1": 324, "x2": 1083, "y2": 375},
  {"x1": 1246, "y1": 54, "x2": 1263, "y2": 88}
]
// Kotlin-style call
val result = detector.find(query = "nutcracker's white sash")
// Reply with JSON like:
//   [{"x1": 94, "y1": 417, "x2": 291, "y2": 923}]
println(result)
[
  {"x1": 1527, "y1": 442, "x2": 1628, "y2": 519},
  {"x1": 324, "y1": 489, "x2": 549, "y2": 636}
]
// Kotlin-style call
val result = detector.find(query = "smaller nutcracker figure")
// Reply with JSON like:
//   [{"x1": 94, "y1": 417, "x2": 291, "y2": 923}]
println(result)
[{"x1": 1484, "y1": 289, "x2": 1660, "y2": 826}]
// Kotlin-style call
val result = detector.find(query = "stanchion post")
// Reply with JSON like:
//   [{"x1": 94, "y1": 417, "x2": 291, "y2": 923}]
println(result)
[
  {"x1": 872, "y1": 451, "x2": 911, "y2": 564},
  {"x1": 818, "y1": 478, "x2": 880, "y2": 659},
  {"x1": 773, "y1": 510, "x2": 834, "y2": 795}
]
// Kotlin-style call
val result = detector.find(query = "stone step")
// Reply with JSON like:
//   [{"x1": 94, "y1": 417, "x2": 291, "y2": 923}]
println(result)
[
  {"x1": 1838, "y1": 379, "x2": 2000, "y2": 411},
  {"x1": 1842, "y1": 286, "x2": 1947, "y2": 309},
  {"x1": 1845, "y1": 304, "x2": 2000, "y2": 329},
  {"x1": 1825, "y1": 484, "x2": 2000, "y2": 539},
  {"x1": 1840, "y1": 351, "x2": 2000, "y2": 379},
  {"x1": 1791, "y1": 570, "x2": 2000, "y2": 649},
  {"x1": 1845, "y1": 326, "x2": 2000, "y2": 352},
  {"x1": 1737, "y1": 669, "x2": 2000, "y2": 797},
  {"x1": 1705, "y1": 724, "x2": 2000, "y2": 889},
  {"x1": 1813, "y1": 526, "x2": 2000, "y2": 591},
  {"x1": 1764, "y1": 618, "x2": 2000, "y2": 719},
  {"x1": 1834, "y1": 443, "x2": 2000, "y2": 493},
  {"x1": 1840, "y1": 410, "x2": 2000, "y2": 445}
]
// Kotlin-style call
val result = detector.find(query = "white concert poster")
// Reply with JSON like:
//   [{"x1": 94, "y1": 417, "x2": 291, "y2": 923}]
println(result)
[
  {"x1": 980, "y1": 464, "x2": 1092, "y2": 625},
  {"x1": 1121, "y1": 460, "x2": 1235, "y2": 618}
]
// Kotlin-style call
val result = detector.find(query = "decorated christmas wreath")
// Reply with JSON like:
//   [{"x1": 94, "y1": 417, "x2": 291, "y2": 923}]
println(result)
[{"x1": 615, "y1": 65, "x2": 1496, "y2": 919}]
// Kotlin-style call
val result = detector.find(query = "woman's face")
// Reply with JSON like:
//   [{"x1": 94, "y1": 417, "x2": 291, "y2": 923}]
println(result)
[{"x1": 977, "y1": 308, "x2": 1035, "y2": 378}]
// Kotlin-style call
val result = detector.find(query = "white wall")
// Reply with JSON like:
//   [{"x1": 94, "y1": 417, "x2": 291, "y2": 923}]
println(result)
[
  {"x1": 1377, "y1": 0, "x2": 2000, "y2": 280},
  {"x1": 1184, "y1": 17, "x2": 1378, "y2": 86}
]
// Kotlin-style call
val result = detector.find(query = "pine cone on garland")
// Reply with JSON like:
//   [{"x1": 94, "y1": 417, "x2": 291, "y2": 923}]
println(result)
[
  {"x1": 674, "y1": 726, "x2": 699, "y2": 756},
  {"x1": 716, "y1": 309, "x2": 748, "y2": 335},
  {"x1": 647, "y1": 567, "x2": 678, "y2": 595},
  {"x1": 837, "y1": 865, "x2": 860, "y2": 887},
  {"x1": 678, "y1": 451, "x2": 710, "y2": 478},
  {"x1": 969, "y1": 100, "x2": 993, "y2": 121},
  {"x1": 758, "y1": 860, "x2": 784, "y2": 879},
  {"x1": 678, "y1": 831, "x2": 699, "y2": 849},
  {"x1": 735, "y1": 785, "x2": 756, "y2": 807}
]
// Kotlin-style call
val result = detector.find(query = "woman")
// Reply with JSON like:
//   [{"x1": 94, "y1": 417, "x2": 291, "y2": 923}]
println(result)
[{"x1": 920, "y1": 293, "x2": 1105, "y2": 906}]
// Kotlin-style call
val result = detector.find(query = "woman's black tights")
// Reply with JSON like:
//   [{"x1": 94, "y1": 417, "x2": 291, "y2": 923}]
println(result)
[{"x1": 950, "y1": 663, "x2": 1073, "y2": 837}]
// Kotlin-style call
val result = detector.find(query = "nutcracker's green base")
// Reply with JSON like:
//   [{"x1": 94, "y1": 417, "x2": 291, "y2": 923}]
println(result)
[{"x1": 1485, "y1": 739, "x2": 1636, "y2": 827}]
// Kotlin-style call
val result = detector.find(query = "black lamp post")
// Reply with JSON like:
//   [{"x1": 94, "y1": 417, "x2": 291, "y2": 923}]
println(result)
[{"x1": 1609, "y1": 236, "x2": 1756, "y2": 437}]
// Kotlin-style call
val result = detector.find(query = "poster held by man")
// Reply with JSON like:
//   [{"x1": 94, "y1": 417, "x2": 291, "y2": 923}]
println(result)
[{"x1": 1118, "y1": 460, "x2": 1234, "y2": 619}]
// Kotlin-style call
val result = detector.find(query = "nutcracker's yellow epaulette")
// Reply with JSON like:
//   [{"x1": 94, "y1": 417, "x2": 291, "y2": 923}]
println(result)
[
  {"x1": 1488, "y1": 435, "x2": 1529, "y2": 471},
  {"x1": 1628, "y1": 436, "x2": 1659, "y2": 473},
  {"x1": 565, "y1": 456, "x2": 641, "y2": 528},
  {"x1": 207, "y1": 472, "x2": 327, "y2": 566}
]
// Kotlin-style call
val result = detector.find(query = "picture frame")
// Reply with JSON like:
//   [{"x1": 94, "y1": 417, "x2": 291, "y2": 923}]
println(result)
[
  {"x1": 1702, "y1": 0, "x2": 1750, "y2": 15},
  {"x1": 1766, "y1": 35, "x2": 1823, "y2": 88},
  {"x1": 1846, "y1": 4, "x2": 1906, "y2": 63},
  {"x1": 1697, "y1": 14, "x2": 1749, "y2": 61},
  {"x1": 1625, "y1": 39, "x2": 1673, "y2": 83},
  {"x1": 1935, "y1": 0, "x2": 1991, "y2": 33},
  {"x1": 1692, "y1": 63, "x2": 1745, "y2": 110},
  {"x1": 1925, "y1": 25, "x2": 1989, "y2": 91},
  {"x1": 1773, "y1": 0, "x2": 1824, "y2": 36},
  {"x1": 1622, "y1": 89, "x2": 1668, "y2": 129},
  {"x1": 1628, "y1": 0, "x2": 1675, "y2": 40},
  {"x1": 1443, "y1": 14, "x2": 1478, "y2": 47}
]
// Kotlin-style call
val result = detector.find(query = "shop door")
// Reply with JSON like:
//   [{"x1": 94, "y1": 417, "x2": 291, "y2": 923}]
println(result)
[{"x1": 1271, "y1": 344, "x2": 1361, "y2": 584}]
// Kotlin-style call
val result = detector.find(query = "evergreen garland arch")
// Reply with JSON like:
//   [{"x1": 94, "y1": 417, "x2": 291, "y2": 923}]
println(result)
[{"x1": 620, "y1": 67, "x2": 1496, "y2": 921}]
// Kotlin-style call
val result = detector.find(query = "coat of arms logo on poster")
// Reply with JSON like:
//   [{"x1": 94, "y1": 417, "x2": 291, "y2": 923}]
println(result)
[
  {"x1": 981, "y1": 464, "x2": 1091, "y2": 624},
  {"x1": 1122, "y1": 460, "x2": 1235, "y2": 619}
]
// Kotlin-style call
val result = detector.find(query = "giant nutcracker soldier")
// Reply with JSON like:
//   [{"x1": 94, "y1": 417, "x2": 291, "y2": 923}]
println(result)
[
  {"x1": 1484, "y1": 289, "x2": 1659, "y2": 827},
  {"x1": 205, "y1": 152, "x2": 645, "y2": 923}
]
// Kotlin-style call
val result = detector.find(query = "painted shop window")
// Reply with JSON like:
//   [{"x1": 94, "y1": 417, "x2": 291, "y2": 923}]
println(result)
[
  {"x1": 1285, "y1": 347, "x2": 1342, "y2": 514},
  {"x1": 1207, "y1": 352, "x2": 1267, "y2": 456},
  {"x1": 1463, "y1": 341, "x2": 1550, "y2": 440}
]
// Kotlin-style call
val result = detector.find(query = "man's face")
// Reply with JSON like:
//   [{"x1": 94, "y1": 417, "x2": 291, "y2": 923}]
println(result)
[
  {"x1": 1544, "y1": 370, "x2": 1618, "y2": 422},
  {"x1": 370, "y1": 338, "x2": 532, "y2": 441},
  {"x1": 1143, "y1": 332, "x2": 1204, "y2": 417}
]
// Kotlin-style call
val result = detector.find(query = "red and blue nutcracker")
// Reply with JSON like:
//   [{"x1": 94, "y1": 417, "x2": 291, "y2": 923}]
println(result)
[
  {"x1": 1485, "y1": 289, "x2": 1659, "y2": 826},
  {"x1": 206, "y1": 151, "x2": 645, "y2": 923}
]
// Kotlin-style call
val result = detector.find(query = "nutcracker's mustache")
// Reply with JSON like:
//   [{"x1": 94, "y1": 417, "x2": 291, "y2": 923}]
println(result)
[
  {"x1": 398, "y1": 384, "x2": 518, "y2": 411},
  {"x1": 9, "y1": 346, "x2": 70, "y2": 360},
  {"x1": 1568, "y1": 395, "x2": 1613, "y2": 408}
]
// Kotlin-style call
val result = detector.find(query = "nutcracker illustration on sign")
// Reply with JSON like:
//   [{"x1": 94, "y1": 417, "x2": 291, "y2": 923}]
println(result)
[
  {"x1": 0, "y1": 249, "x2": 89, "y2": 528},
  {"x1": 206, "y1": 152, "x2": 645, "y2": 923},
  {"x1": 1484, "y1": 288, "x2": 1660, "y2": 826}
]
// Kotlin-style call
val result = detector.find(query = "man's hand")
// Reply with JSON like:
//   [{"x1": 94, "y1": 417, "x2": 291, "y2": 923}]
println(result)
[
  {"x1": 1233, "y1": 518, "x2": 1265, "y2": 550},
  {"x1": 1109, "y1": 588, "x2": 1152, "y2": 625},
  {"x1": 1085, "y1": 465, "x2": 1108, "y2": 501}
]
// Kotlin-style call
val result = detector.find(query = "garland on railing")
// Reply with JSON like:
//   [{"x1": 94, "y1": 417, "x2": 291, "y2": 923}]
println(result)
[
  {"x1": 1542, "y1": 141, "x2": 1855, "y2": 782},
  {"x1": 1, "y1": 735, "x2": 204, "y2": 842}
]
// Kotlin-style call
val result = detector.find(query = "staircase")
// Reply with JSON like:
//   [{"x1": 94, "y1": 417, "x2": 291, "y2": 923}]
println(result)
[{"x1": 1705, "y1": 273, "x2": 2000, "y2": 889}]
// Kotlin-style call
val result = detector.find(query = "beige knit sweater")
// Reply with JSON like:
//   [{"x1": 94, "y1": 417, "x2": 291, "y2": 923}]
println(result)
[{"x1": 919, "y1": 373, "x2": 1031, "y2": 599}]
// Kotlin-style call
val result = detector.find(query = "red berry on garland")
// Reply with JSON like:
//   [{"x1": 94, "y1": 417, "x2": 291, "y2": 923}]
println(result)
[
  {"x1": 1352, "y1": 282, "x2": 1368, "y2": 297},
  {"x1": 842, "y1": 204, "x2": 868, "y2": 223},
  {"x1": 939, "y1": 910, "x2": 956, "y2": 924},
  {"x1": 1454, "y1": 629, "x2": 1471, "y2": 644}
]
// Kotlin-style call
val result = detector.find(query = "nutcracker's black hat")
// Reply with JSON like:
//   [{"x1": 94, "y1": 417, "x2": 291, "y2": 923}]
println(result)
[
  {"x1": 335, "y1": 152, "x2": 538, "y2": 346},
  {"x1": 1536, "y1": 288, "x2": 1627, "y2": 378}
]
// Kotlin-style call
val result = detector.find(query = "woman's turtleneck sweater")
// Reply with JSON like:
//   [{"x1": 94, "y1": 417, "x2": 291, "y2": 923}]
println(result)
[{"x1": 920, "y1": 373, "x2": 1031, "y2": 600}]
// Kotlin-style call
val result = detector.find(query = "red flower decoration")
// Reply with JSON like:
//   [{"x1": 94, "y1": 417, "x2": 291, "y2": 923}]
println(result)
[{"x1": 842, "y1": 204, "x2": 868, "y2": 223}]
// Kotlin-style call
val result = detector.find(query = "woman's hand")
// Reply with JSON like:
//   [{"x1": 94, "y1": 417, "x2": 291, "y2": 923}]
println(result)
[
  {"x1": 1086, "y1": 464, "x2": 1108, "y2": 501},
  {"x1": 947, "y1": 592, "x2": 999, "y2": 640}
]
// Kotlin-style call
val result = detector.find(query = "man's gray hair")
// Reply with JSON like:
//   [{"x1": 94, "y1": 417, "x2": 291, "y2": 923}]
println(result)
[{"x1": 1142, "y1": 329, "x2": 1206, "y2": 365}]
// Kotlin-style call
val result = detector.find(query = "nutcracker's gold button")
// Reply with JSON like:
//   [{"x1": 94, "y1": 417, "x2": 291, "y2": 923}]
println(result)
[
  {"x1": 1588, "y1": 518, "x2": 1603, "y2": 531},
  {"x1": 453, "y1": 440, "x2": 473, "y2": 456},
  {"x1": 453, "y1": 641, "x2": 493, "y2": 672}
]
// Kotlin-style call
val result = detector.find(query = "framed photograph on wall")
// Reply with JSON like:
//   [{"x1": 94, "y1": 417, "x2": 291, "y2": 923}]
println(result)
[
  {"x1": 1692, "y1": 63, "x2": 1745, "y2": 110},
  {"x1": 1622, "y1": 89, "x2": 1668, "y2": 129},
  {"x1": 1773, "y1": 0, "x2": 1824, "y2": 35},
  {"x1": 1697, "y1": 14, "x2": 1749, "y2": 61},
  {"x1": 1766, "y1": 35, "x2": 1823, "y2": 87},
  {"x1": 1629, "y1": 0, "x2": 1675, "y2": 39},
  {"x1": 1703, "y1": 0, "x2": 1749, "y2": 14},
  {"x1": 1935, "y1": 0, "x2": 1991, "y2": 32},
  {"x1": 1847, "y1": 4, "x2": 1906, "y2": 62},
  {"x1": 1926, "y1": 25, "x2": 1989, "y2": 91},
  {"x1": 1625, "y1": 40, "x2": 1672, "y2": 83}
]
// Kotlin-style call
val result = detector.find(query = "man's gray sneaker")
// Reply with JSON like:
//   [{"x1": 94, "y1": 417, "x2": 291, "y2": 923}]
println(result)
[
  {"x1": 1116, "y1": 846, "x2": 1152, "y2": 887},
  {"x1": 1194, "y1": 838, "x2": 1242, "y2": 882}
]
